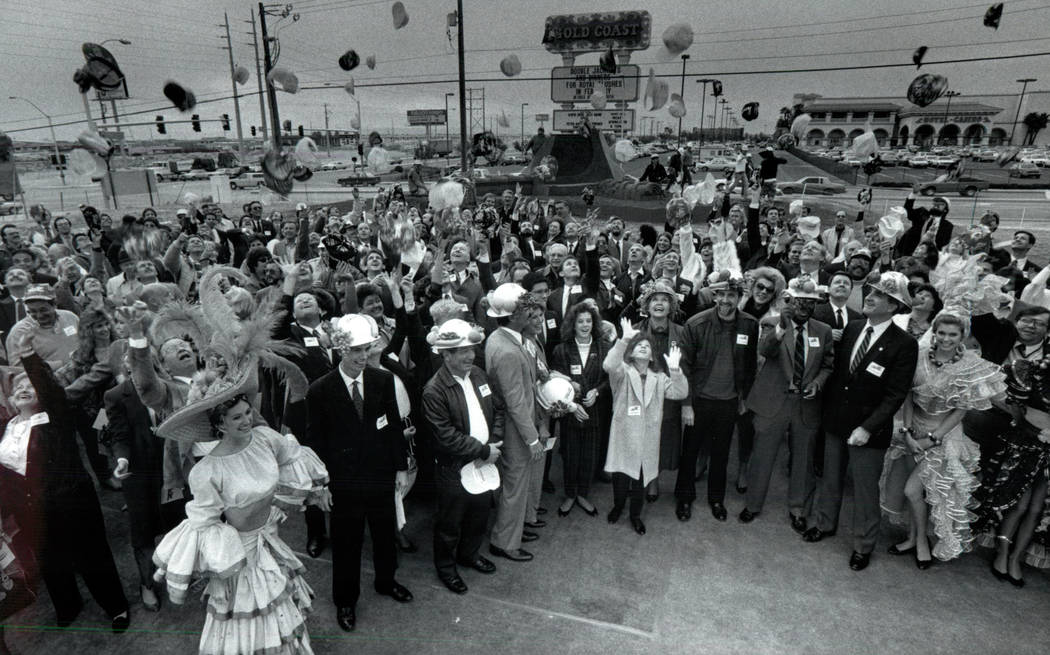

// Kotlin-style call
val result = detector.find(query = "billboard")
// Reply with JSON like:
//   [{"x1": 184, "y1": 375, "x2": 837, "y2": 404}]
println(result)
[
  {"x1": 553, "y1": 109, "x2": 635, "y2": 133},
  {"x1": 534, "y1": 113, "x2": 550, "y2": 121},
  {"x1": 542, "y1": 11, "x2": 651, "y2": 54},
  {"x1": 96, "y1": 78, "x2": 130, "y2": 101},
  {"x1": 407, "y1": 109, "x2": 447, "y2": 126},
  {"x1": 551, "y1": 64, "x2": 640, "y2": 103}
]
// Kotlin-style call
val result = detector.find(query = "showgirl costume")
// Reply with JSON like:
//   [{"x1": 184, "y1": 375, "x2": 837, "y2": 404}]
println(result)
[{"x1": 881, "y1": 345, "x2": 1005, "y2": 560}]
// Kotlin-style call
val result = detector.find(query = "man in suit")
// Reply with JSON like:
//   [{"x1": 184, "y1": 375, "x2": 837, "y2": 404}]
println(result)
[
  {"x1": 615, "y1": 243, "x2": 651, "y2": 308},
  {"x1": 822, "y1": 210, "x2": 856, "y2": 261},
  {"x1": 0, "y1": 267, "x2": 31, "y2": 354},
  {"x1": 741, "y1": 278, "x2": 834, "y2": 533},
  {"x1": 812, "y1": 272, "x2": 863, "y2": 342},
  {"x1": 990, "y1": 230, "x2": 1041, "y2": 292},
  {"x1": 547, "y1": 255, "x2": 590, "y2": 328},
  {"x1": 306, "y1": 314, "x2": 412, "y2": 633},
  {"x1": 803, "y1": 272, "x2": 919, "y2": 572},
  {"x1": 422, "y1": 319, "x2": 504, "y2": 594},
  {"x1": 445, "y1": 238, "x2": 486, "y2": 322},
  {"x1": 516, "y1": 221, "x2": 544, "y2": 269},
  {"x1": 246, "y1": 200, "x2": 277, "y2": 241},
  {"x1": 485, "y1": 283, "x2": 549, "y2": 563},
  {"x1": 677, "y1": 273, "x2": 759, "y2": 523},
  {"x1": 898, "y1": 188, "x2": 954, "y2": 255}
]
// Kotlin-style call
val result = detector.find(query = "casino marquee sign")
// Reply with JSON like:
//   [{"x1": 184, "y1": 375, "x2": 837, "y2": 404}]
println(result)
[{"x1": 542, "y1": 11, "x2": 651, "y2": 54}]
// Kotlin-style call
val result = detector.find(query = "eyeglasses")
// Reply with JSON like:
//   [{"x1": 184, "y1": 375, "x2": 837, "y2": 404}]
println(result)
[
  {"x1": 1017, "y1": 317, "x2": 1049, "y2": 328},
  {"x1": 754, "y1": 282, "x2": 775, "y2": 293}
]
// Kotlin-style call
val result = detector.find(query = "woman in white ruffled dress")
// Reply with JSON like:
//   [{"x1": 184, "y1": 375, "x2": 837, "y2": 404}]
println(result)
[
  {"x1": 880, "y1": 312, "x2": 1005, "y2": 565},
  {"x1": 153, "y1": 392, "x2": 330, "y2": 655}
]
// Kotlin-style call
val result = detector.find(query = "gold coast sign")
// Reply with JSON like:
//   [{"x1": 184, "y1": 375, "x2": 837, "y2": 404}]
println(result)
[{"x1": 542, "y1": 11, "x2": 651, "y2": 54}]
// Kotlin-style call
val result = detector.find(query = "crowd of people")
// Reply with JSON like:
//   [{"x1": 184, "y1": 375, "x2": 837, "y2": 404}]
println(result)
[{"x1": 0, "y1": 172, "x2": 1047, "y2": 654}]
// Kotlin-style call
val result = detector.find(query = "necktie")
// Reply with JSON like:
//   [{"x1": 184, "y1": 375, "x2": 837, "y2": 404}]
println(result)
[
  {"x1": 14, "y1": 298, "x2": 24, "y2": 322},
  {"x1": 351, "y1": 380, "x2": 364, "y2": 417},
  {"x1": 835, "y1": 308, "x2": 844, "y2": 329},
  {"x1": 793, "y1": 323, "x2": 806, "y2": 389},
  {"x1": 850, "y1": 327, "x2": 874, "y2": 376}
]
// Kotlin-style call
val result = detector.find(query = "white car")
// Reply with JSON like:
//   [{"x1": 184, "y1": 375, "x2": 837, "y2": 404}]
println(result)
[
  {"x1": 694, "y1": 156, "x2": 737, "y2": 172},
  {"x1": 1022, "y1": 155, "x2": 1050, "y2": 167},
  {"x1": 230, "y1": 172, "x2": 266, "y2": 189},
  {"x1": 321, "y1": 160, "x2": 349, "y2": 171},
  {"x1": 0, "y1": 200, "x2": 23, "y2": 216},
  {"x1": 909, "y1": 156, "x2": 930, "y2": 168}
]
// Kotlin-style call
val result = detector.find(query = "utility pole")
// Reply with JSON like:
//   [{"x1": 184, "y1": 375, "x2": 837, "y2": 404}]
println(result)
[
  {"x1": 258, "y1": 3, "x2": 282, "y2": 151},
  {"x1": 323, "y1": 103, "x2": 331, "y2": 156},
  {"x1": 677, "y1": 54, "x2": 689, "y2": 146},
  {"x1": 221, "y1": 12, "x2": 245, "y2": 159},
  {"x1": 521, "y1": 102, "x2": 528, "y2": 147},
  {"x1": 695, "y1": 79, "x2": 717, "y2": 150},
  {"x1": 454, "y1": 0, "x2": 468, "y2": 171},
  {"x1": 247, "y1": 12, "x2": 268, "y2": 144},
  {"x1": 940, "y1": 90, "x2": 960, "y2": 145},
  {"x1": 1009, "y1": 78, "x2": 1037, "y2": 146}
]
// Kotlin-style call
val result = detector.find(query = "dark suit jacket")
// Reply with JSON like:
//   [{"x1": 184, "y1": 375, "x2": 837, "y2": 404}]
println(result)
[
  {"x1": 812, "y1": 302, "x2": 862, "y2": 329},
  {"x1": 970, "y1": 313, "x2": 1021, "y2": 364},
  {"x1": 106, "y1": 378, "x2": 165, "y2": 494},
  {"x1": 547, "y1": 282, "x2": 590, "y2": 327},
  {"x1": 614, "y1": 269, "x2": 651, "y2": 309},
  {"x1": 682, "y1": 307, "x2": 760, "y2": 399},
  {"x1": 898, "y1": 196, "x2": 954, "y2": 254},
  {"x1": 746, "y1": 318, "x2": 834, "y2": 426},
  {"x1": 0, "y1": 296, "x2": 20, "y2": 350},
  {"x1": 305, "y1": 366, "x2": 407, "y2": 495},
  {"x1": 823, "y1": 320, "x2": 918, "y2": 449},
  {"x1": 422, "y1": 365, "x2": 505, "y2": 468}
]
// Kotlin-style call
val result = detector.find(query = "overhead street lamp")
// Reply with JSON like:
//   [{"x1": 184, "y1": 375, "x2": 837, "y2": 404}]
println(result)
[
  {"x1": 9, "y1": 96, "x2": 66, "y2": 186},
  {"x1": 1009, "y1": 78, "x2": 1037, "y2": 146},
  {"x1": 677, "y1": 54, "x2": 689, "y2": 146},
  {"x1": 445, "y1": 92, "x2": 454, "y2": 165},
  {"x1": 695, "y1": 78, "x2": 719, "y2": 149},
  {"x1": 940, "y1": 90, "x2": 960, "y2": 145},
  {"x1": 100, "y1": 38, "x2": 132, "y2": 46},
  {"x1": 520, "y1": 102, "x2": 529, "y2": 150}
]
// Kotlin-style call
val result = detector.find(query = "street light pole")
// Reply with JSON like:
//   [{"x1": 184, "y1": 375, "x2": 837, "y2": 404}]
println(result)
[
  {"x1": 520, "y1": 102, "x2": 528, "y2": 149},
  {"x1": 1009, "y1": 78, "x2": 1037, "y2": 146},
  {"x1": 10, "y1": 96, "x2": 65, "y2": 186},
  {"x1": 940, "y1": 91, "x2": 960, "y2": 145},
  {"x1": 677, "y1": 54, "x2": 689, "y2": 146}
]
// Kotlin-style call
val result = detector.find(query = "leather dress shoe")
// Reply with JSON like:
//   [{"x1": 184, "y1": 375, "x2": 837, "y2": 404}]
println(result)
[
  {"x1": 521, "y1": 530, "x2": 539, "y2": 543},
  {"x1": 542, "y1": 479, "x2": 555, "y2": 494},
  {"x1": 110, "y1": 611, "x2": 130, "y2": 634},
  {"x1": 336, "y1": 606, "x2": 356, "y2": 632},
  {"x1": 607, "y1": 506, "x2": 622, "y2": 524},
  {"x1": 306, "y1": 535, "x2": 328, "y2": 558},
  {"x1": 849, "y1": 551, "x2": 871, "y2": 571},
  {"x1": 630, "y1": 518, "x2": 646, "y2": 535},
  {"x1": 376, "y1": 581, "x2": 413, "y2": 603},
  {"x1": 789, "y1": 514, "x2": 807, "y2": 535},
  {"x1": 738, "y1": 508, "x2": 759, "y2": 523},
  {"x1": 396, "y1": 535, "x2": 418, "y2": 554},
  {"x1": 439, "y1": 574, "x2": 468, "y2": 594},
  {"x1": 489, "y1": 545, "x2": 533, "y2": 562},
  {"x1": 56, "y1": 601, "x2": 83, "y2": 628},
  {"x1": 459, "y1": 555, "x2": 497, "y2": 574},
  {"x1": 802, "y1": 527, "x2": 835, "y2": 543},
  {"x1": 675, "y1": 501, "x2": 692, "y2": 522},
  {"x1": 710, "y1": 502, "x2": 728, "y2": 522},
  {"x1": 524, "y1": 519, "x2": 547, "y2": 529}
]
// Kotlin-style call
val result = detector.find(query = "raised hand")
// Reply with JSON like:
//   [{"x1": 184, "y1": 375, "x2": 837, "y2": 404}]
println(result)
[
  {"x1": 663, "y1": 344, "x2": 682, "y2": 371},
  {"x1": 619, "y1": 317, "x2": 638, "y2": 341}
]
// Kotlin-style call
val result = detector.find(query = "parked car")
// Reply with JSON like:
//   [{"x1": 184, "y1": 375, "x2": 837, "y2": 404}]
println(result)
[
  {"x1": 776, "y1": 176, "x2": 846, "y2": 195},
  {"x1": 321, "y1": 160, "x2": 349, "y2": 171},
  {"x1": 230, "y1": 172, "x2": 266, "y2": 189},
  {"x1": 973, "y1": 150, "x2": 998, "y2": 162},
  {"x1": 908, "y1": 156, "x2": 930, "y2": 168},
  {"x1": 183, "y1": 169, "x2": 212, "y2": 181},
  {"x1": 694, "y1": 156, "x2": 736, "y2": 172},
  {"x1": 336, "y1": 172, "x2": 381, "y2": 186},
  {"x1": 929, "y1": 156, "x2": 959, "y2": 168},
  {"x1": 879, "y1": 152, "x2": 899, "y2": 166},
  {"x1": 1009, "y1": 162, "x2": 1042, "y2": 178},
  {"x1": 917, "y1": 176, "x2": 991, "y2": 197},
  {"x1": 1021, "y1": 155, "x2": 1050, "y2": 167},
  {"x1": 0, "y1": 200, "x2": 23, "y2": 216},
  {"x1": 844, "y1": 156, "x2": 864, "y2": 167},
  {"x1": 501, "y1": 149, "x2": 528, "y2": 165}
]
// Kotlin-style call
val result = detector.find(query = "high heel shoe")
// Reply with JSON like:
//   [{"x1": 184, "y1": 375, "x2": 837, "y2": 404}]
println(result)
[
  {"x1": 578, "y1": 500, "x2": 598, "y2": 517},
  {"x1": 887, "y1": 542, "x2": 916, "y2": 556},
  {"x1": 645, "y1": 492, "x2": 659, "y2": 503},
  {"x1": 557, "y1": 499, "x2": 575, "y2": 517},
  {"x1": 915, "y1": 538, "x2": 933, "y2": 570},
  {"x1": 990, "y1": 561, "x2": 1011, "y2": 583}
]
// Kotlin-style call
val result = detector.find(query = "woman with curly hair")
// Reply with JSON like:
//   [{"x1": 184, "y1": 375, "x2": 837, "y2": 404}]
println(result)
[{"x1": 880, "y1": 313, "x2": 1005, "y2": 566}]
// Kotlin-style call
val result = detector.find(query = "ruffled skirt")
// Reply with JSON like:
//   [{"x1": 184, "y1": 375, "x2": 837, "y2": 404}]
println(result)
[
  {"x1": 155, "y1": 508, "x2": 314, "y2": 655},
  {"x1": 880, "y1": 413, "x2": 981, "y2": 561}
]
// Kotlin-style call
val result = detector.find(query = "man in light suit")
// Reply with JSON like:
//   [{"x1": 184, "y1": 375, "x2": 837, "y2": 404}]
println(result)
[
  {"x1": 741, "y1": 278, "x2": 834, "y2": 533},
  {"x1": 485, "y1": 283, "x2": 549, "y2": 562},
  {"x1": 821, "y1": 210, "x2": 856, "y2": 262},
  {"x1": 803, "y1": 272, "x2": 919, "y2": 572}
]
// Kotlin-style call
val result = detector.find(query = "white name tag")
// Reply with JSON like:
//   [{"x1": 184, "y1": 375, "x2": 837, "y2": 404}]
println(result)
[
  {"x1": 29, "y1": 412, "x2": 50, "y2": 427},
  {"x1": 808, "y1": 336, "x2": 821, "y2": 348},
  {"x1": 628, "y1": 405, "x2": 641, "y2": 417},
  {"x1": 478, "y1": 384, "x2": 491, "y2": 397},
  {"x1": 736, "y1": 334, "x2": 749, "y2": 345},
  {"x1": 63, "y1": 326, "x2": 77, "y2": 336},
  {"x1": 0, "y1": 542, "x2": 15, "y2": 570},
  {"x1": 570, "y1": 364, "x2": 582, "y2": 375},
  {"x1": 613, "y1": 292, "x2": 624, "y2": 303},
  {"x1": 546, "y1": 318, "x2": 557, "y2": 329},
  {"x1": 570, "y1": 285, "x2": 582, "y2": 294},
  {"x1": 676, "y1": 293, "x2": 686, "y2": 302},
  {"x1": 866, "y1": 362, "x2": 885, "y2": 377},
  {"x1": 376, "y1": 415, "x2": 389, "y2": 429},
  {"x1": 303, "y1": 337, "x2": 319, "y2": 347}
]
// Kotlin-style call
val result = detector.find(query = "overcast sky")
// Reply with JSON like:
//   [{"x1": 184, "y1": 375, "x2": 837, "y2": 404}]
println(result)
[{"x1": 2, "y1": 0, "x2": 1049, "y2": 143}]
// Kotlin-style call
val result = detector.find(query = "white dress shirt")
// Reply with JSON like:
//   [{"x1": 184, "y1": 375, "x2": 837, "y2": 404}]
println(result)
[
  {"x1": 453, "y1": 373, "x2": 489, "y2": 444},
  {"x1": 338, "y1": 367, "x2": 365, "y2": 399},
  {"x1": 0, "y1": 417, "x2": 35, "y2": 476},
  {"x1": 850, "y1": 319, "x2": 893, "y2": 364}
]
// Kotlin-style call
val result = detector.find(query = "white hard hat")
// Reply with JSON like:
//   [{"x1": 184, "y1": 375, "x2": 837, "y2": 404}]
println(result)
[
  {"x1": 331, "y1": 313, "x2": 379, "y2": 348},
  {"x1": 486, "y1": 283, "x2": 527, "y2": 318}
]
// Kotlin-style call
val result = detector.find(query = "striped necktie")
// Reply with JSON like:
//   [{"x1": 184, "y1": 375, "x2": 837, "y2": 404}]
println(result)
[
  {"x1": 849, "y1": 327, "x2": 874, "y2": 376},
  {"x1": 793, "y1": 324, "x2": 806, "y2": 389}
]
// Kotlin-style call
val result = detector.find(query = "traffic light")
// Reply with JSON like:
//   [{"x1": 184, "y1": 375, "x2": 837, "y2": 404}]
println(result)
[
  {"x1": 49, "y1": 154, "x2": 67, "y2": 167},
  {"x1": 221, "y1": 114, "x2": 230, "y2": 131},
  {"x1": 297, "y1": 125, "x2": 304, "y2": 137},
  {"x1": 155, "y1": 115, "x2": 166, "y2": 134},
  {"x1": 282, "y1": 119, "x2": 292, "y2": 132},
  {"x1": 191, "y1": 114, "x2": 201, "y2": 132},
  {"x1": 250, "y1": 125, "x2": 257, "y2": 137},
  {"x1": 711, "y1": 80, "x2": 723, "y2": 97}
]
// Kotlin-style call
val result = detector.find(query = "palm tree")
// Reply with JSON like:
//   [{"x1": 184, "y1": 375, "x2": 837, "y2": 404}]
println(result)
[{"x1": 1023, "y1": 112, "x2": 1049, "y2": 145}]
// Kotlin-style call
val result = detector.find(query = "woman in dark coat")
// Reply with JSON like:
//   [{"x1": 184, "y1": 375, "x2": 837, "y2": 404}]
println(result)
[
  {"x1": 550, "y1": 301, "x2": 610, "y2": 517},
  {"x1": 0, "y1": 335, "x2": 129, "y2": 632}
]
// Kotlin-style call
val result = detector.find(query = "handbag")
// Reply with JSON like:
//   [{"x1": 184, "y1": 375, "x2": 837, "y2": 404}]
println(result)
[{"x1": 0, "y1": 524, "x2": 38, "y2": 621}]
